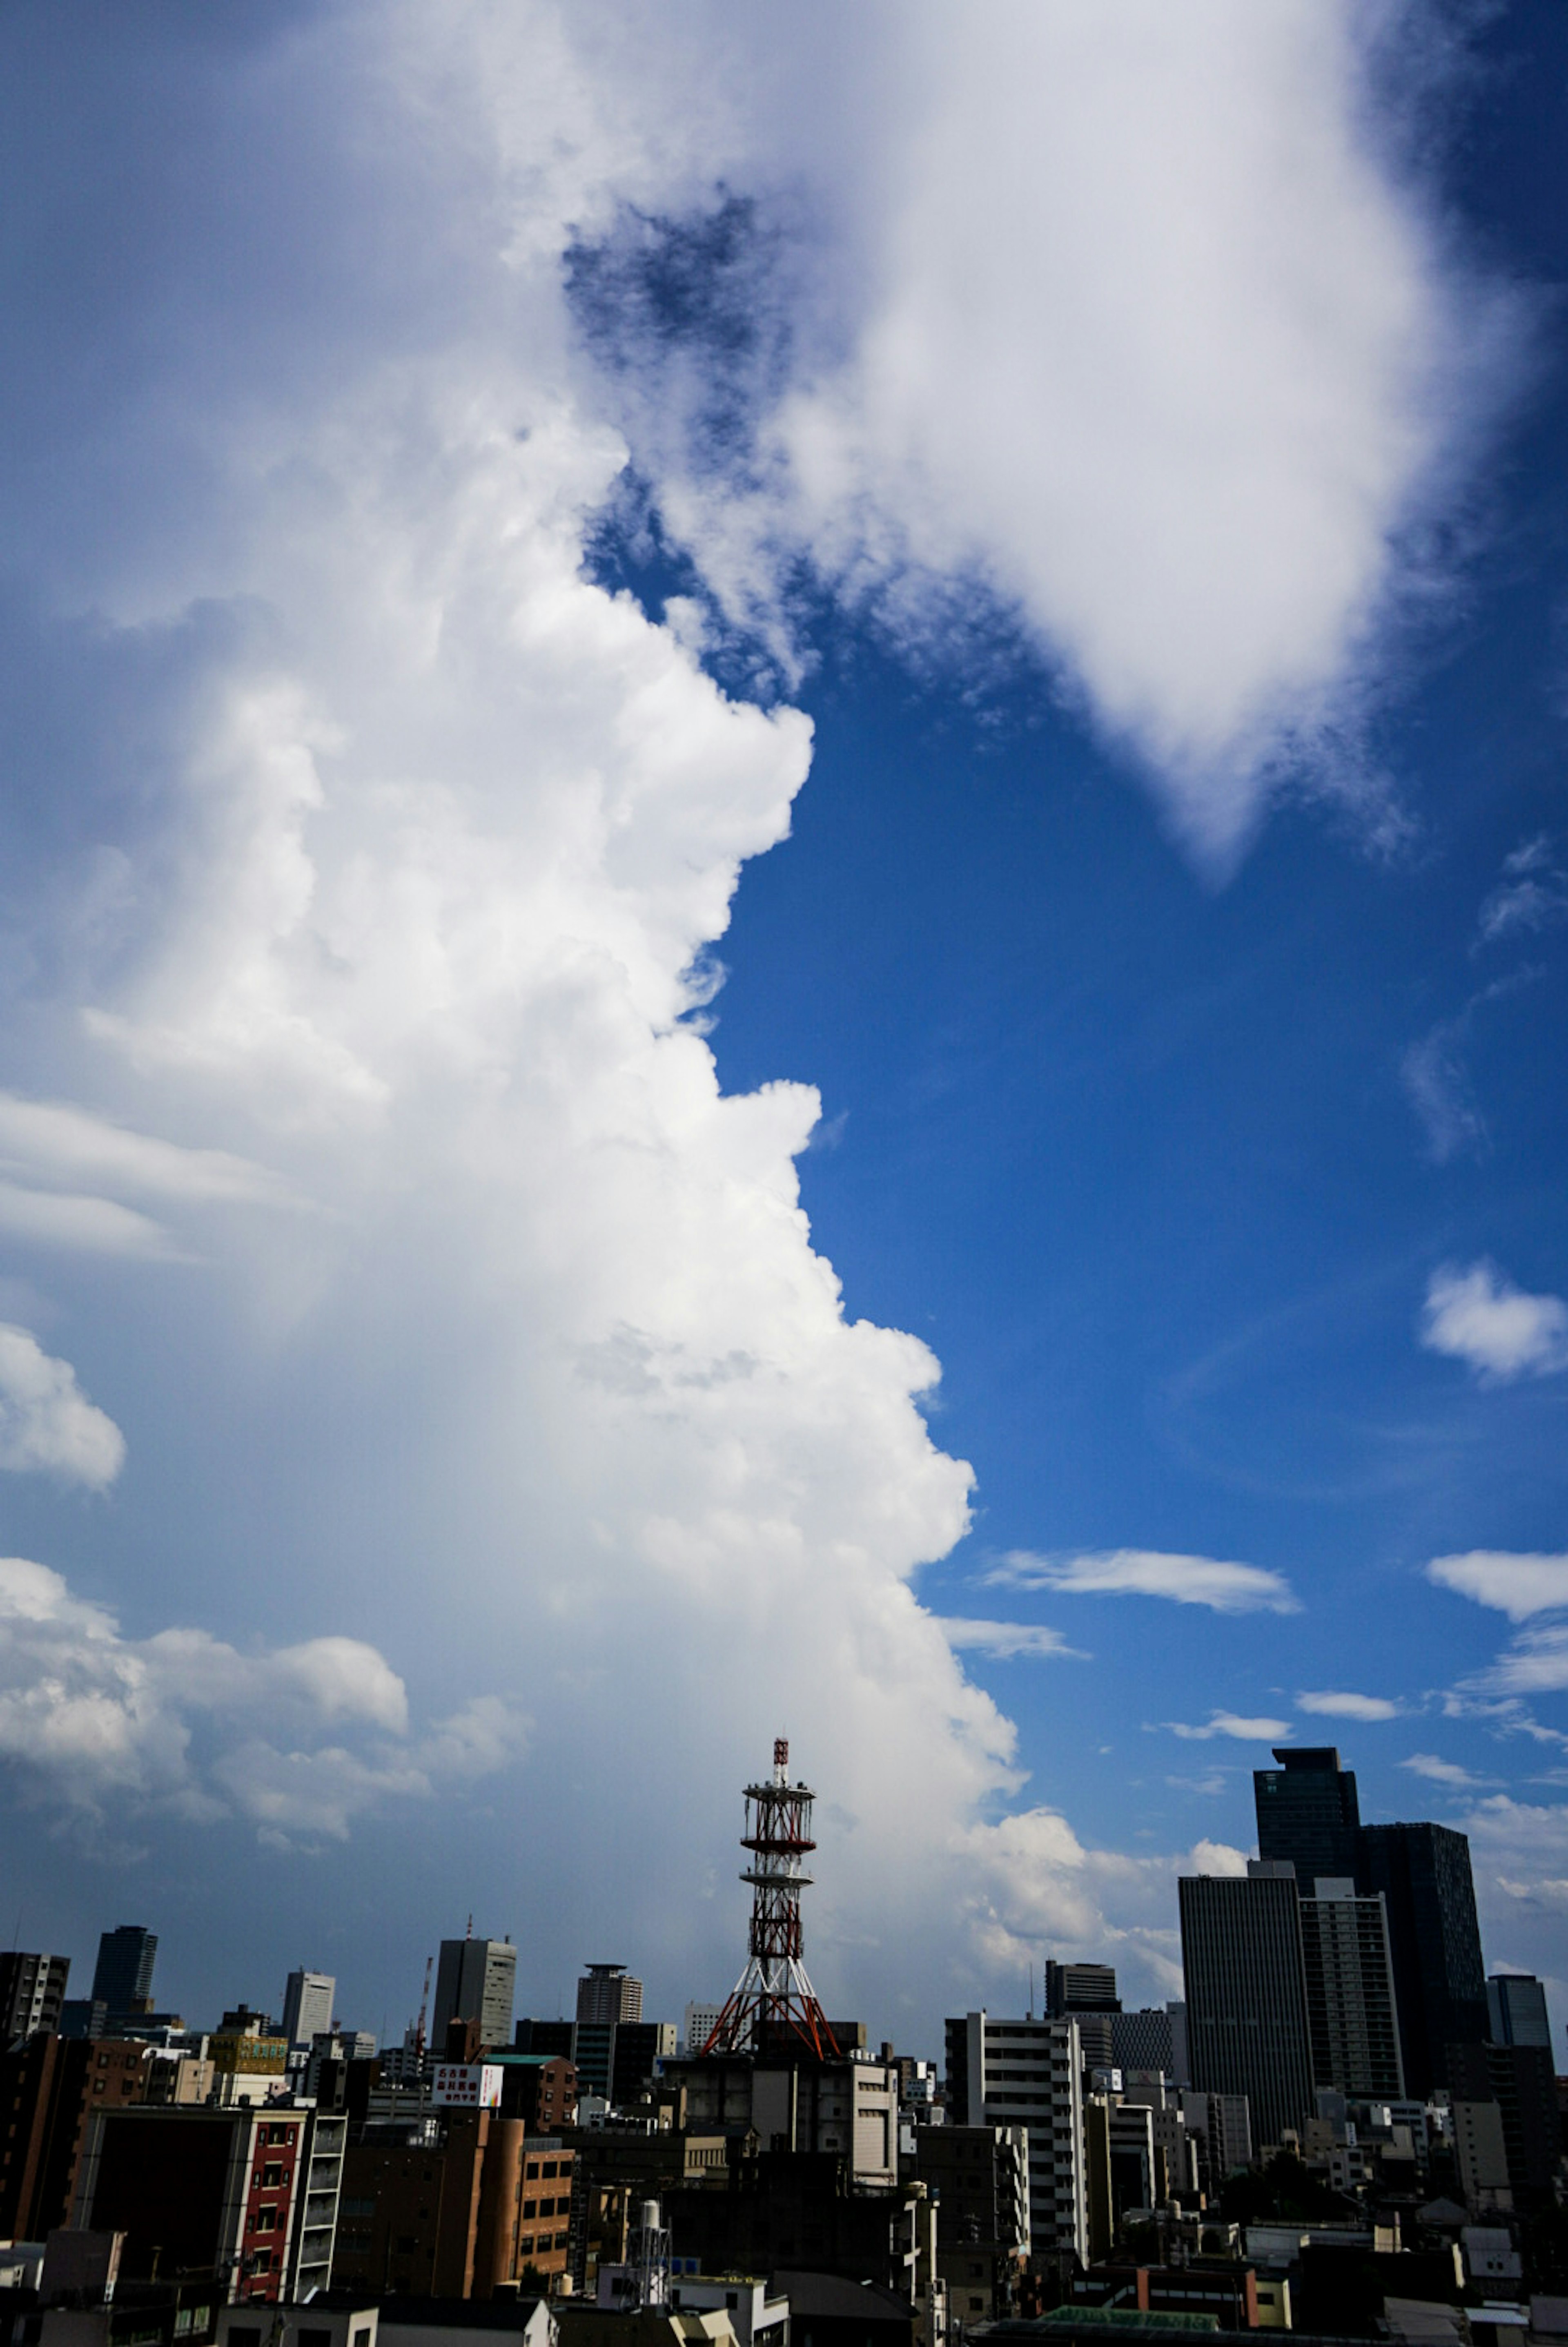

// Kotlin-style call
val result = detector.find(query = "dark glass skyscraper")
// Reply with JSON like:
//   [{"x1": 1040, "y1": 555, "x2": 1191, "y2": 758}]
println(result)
[
  {"x1": 1179, "y1": 1865, "x2": 1315, "y2": 2150},
  {"x1": 90, "y1": 1925, "x2": 157, "y2": 2018},
  {"x1": 1358, "y1": 1822, "x2": 1487, "y2": 2097},
  {"x1": 1254, "y1": 1747, "x2": 1361, "y2": 1887}
]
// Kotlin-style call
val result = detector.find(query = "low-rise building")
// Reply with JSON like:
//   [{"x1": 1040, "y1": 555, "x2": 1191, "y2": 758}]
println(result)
[
  {"x1": 332, "y1": 2119, "x2": 574, "y2": 2298},
  {"x1": 72, "y1": 2098, "x2": 342, "y2": 2303},
  {"x1": 0, "y1": 2035, "x2": 156, "y2": 2241}
]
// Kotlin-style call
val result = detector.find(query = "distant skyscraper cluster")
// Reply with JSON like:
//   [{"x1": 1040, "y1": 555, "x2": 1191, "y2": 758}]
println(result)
[{"x1": 0, "y1": 1735, "x2": 1562, "y2": 2347}]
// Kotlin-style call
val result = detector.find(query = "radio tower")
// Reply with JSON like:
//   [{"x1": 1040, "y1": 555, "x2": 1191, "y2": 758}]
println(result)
[{"x1": 702, "y1": 1738, "x2": 839, "y2": 2059}]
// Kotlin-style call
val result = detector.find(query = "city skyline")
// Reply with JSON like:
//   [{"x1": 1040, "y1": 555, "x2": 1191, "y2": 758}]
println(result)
[{"x1": 0, "y1": 5, "x2": 1566, "y2": 2051}]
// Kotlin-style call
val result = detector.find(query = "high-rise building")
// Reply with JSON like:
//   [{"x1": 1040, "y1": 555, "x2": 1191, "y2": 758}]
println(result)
[
  {"x1": 577, "y1": 1963, "x2": 643, "y2": 2026},
  {"x1": 1358, "y1": 1822, "x2": 1487, "y2": 2097},
  {"x1": 432, "y1": 1936, "x2": 517, "y2": 2052},
  {"x1": 1045, "y1": 1962, "x2": 1119, "y2": 2016},
  {"x1": 282, "y1": 1968, "x2": 335, "y2": 2049},
  {"x1": 1179, "y1": 1863, "x2": 1314, "y2": 2151},
  {"x1": 1254, "y1": 1747, "x2": 1362, "y2": 1886},
  {"x1": 1488, "y1": 1972, "x2": 1552, "y2": 2050},
  {"x1": 1299, "y1": 1878, "x2": 1403, "y2": 2099},
  {"x1": 0, "y1": 1952, "x2": 70, "y2": 2044},
  {"x1": 946, "y1": 2012, "x2": 1088, "y2": 2262},
  {"x1": 91, "y1": 1925, "x2": 157, "y2": 2018}
]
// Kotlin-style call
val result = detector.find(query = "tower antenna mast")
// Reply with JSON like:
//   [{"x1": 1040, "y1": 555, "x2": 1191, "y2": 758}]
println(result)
[{"x1": 703, "y1": 1737, "x2": 839, "y2": 2059}]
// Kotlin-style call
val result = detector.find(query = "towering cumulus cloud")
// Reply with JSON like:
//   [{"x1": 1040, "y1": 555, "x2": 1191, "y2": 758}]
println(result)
[{"x1": 0, "y1": 0, "x2": 1504, "y2": 2015}]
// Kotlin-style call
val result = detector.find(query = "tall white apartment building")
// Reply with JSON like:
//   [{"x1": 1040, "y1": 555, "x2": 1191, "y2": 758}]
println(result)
[{"x1": 945, "y1": 2011, "x2": 1087, "y2": 2262}]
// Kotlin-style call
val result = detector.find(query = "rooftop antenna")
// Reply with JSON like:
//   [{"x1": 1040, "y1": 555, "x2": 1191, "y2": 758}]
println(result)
[
  {"x1": 704, "y1": 1737, "x2": 839, "y2": 2060},
  {"x1": 1029, "y1": 1961, "x2": 1034, "y2": 2021}
]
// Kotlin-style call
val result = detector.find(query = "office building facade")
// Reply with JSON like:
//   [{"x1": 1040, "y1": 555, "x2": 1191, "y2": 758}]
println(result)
[
  {"x1": 1045, "y1": 1963, "x2": 1119, "y2": 2017},
  {"x1": 1359, "y1": 1821, "x2": 1487, "y2": 2097},
  {"x1": 1254, "y1": 1747, "x2": 1362, "y2": 1885},
  {"x1": 1178, "y1": 1865, "x2": 1314, "y2": 2151},
  {"x1": 1110, "y1": 2008, "x2": 1175, "y2": 2076},
  {"x1": 282, "y1": 1968, "x2": 335, "y2": 2049},
  {"x1": 432, "y1": 1937, "x2": 517, "y2": 2052},
  {"x1": 1488, "y1": 1972, "x2": 1552, "y2": 2050},
  {"x1": 91, "y1": 1925, "x2": 158, "y2": 2018}
]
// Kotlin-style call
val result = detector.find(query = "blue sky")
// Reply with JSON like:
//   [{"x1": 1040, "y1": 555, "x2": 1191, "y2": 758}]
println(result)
[{"x1": 1, "y1": 1, "x2": 1566, "y2": 2054}]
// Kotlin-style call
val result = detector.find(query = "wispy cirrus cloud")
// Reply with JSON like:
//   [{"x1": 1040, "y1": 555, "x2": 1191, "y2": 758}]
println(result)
[
  {"x1": 1427, "y1": 1554, "x2": 1568, "y2": 1706},
  {"x1": 939, "y1": 1618, "x2": 1085, "y2": 1662},
  {"x1": 1476, "y1": 835, "x2": 1568, "y2": 947},
  {"x1": 1400, "y1": 971, "x2": 1539, "y2": 1165},
  {"x1": 997, "y1": 1547, "x2": 1298, "y2": 1615},
  {"x1": 1297, "y1": 1689, "x2": 1401, "y2": 1721},
  {"x1": 1421, "y1": 1260, "x2": 1568, "y2": 1383}
]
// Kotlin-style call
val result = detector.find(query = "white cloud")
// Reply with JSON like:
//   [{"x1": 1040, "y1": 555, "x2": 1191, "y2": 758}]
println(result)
[
  {"x1": 1421, "y1": 1261, "x2": 1568, "y2": 1382},
  {"x1": 1000, "y1": 1547, "x2": 1298, "y2": 1614},
  {"x1": 1428, "y1": 1551, "x2": 1568, "y2": 1622},
  {"x1": 1298, "y1": 1689, "x2": 1401, "y2": 1721},
  {"x1": 938, "y1": 1618, "x2": 1083, "y2": 1662},
  {"x1": 1189, "y1": 1839, "x2": 1251, "y2": 1878},
  {"x1": 0, "y1": 1324, "x2": 125, "y2": 1488},
  {"x1": 1477, "y1": 835, "x2": 1568, "y2": 945},
  {"x1": 0, "y1": 1093, "x2": 290, "y2": 1207},
  {"x1": 948, "y1": 1807, "x2": 1248, "y2": 1997},
  {"x1": 585, "y1": 2, "x2": 1516, "y2": 865},
  {"x1": 0, "y1": 1554, "x2": 519, "y2": 1839},
  {"x1": 1401, "y1": 1751, "x2": 1484, "y2": 1787},
  {"x1": 0, "y1": 0, "x2": 1524, "y2": 2021},
  {"x1": 1168, "y1": 1711, "x2": 1292, "y2": 1742}
]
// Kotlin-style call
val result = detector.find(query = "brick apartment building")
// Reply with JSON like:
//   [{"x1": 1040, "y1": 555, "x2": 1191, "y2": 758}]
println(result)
[{"x1": 333, "y1": 2117, "x2": 574, "y2": 2298}]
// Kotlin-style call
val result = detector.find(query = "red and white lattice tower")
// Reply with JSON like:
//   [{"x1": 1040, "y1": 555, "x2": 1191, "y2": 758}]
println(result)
[{"x1": 702, "y1": 1738, "x2": 840, "y2": 2059}]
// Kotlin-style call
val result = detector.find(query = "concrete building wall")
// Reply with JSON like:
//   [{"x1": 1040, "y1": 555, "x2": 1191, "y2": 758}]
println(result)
[
  {"x1": 943, "y1": 2013, "x2": 1087, "y2": 2262},
  {"x1": 1300, "y1": 1883, "x2": 1404, "y2": 2100}
]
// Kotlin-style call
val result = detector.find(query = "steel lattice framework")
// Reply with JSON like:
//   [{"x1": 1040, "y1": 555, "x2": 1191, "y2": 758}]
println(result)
[{"x1": 702, "y1": 1738, "x2": 840, "y2": 2059}]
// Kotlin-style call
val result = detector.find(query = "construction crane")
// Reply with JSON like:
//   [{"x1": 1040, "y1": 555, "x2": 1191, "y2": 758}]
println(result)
[{"x1": 414, "y1": 1952, "x2": 433, "y2": 2059}]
